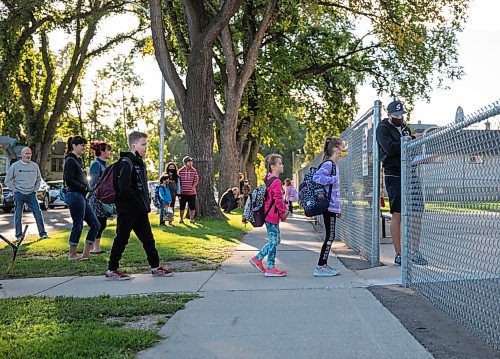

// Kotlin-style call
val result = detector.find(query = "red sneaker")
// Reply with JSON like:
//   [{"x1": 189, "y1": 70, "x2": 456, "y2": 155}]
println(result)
[
  {"x1": 249, "y1": 257, "x2": 265, "y2": 273},
  {"x1": 264, "y1": 267, "x2": 287, "y2": 277},
  {"x1": 152, "y1": 266, "x2": 174, "y2": 277},
  {"x1": 105, "y1": 270, "x2": 131, "y2": 281}
]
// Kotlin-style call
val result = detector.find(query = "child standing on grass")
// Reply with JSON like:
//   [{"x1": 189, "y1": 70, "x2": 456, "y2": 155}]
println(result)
[
  {"x1": 312, "y1": 136, "x2": 346, "y2": 277},
  {"x1": 249, "y1": 154, "x2": 289, "y2": 277},
  {"x1": 158, "y1": 175, "x2": 173, "y2": 226}
]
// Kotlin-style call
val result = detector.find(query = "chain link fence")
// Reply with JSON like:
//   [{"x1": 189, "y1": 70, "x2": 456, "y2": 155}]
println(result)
[
  {"x1": 401, "y1": 100, "x2": 500, "y2": 350},
  {"x1": 297, "y1": 101, "x2": 382, "y2": 266}
]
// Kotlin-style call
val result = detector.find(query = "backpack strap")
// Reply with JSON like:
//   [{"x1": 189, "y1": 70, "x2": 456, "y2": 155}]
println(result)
[
  {"x1": 319, "y1": 160, "x2": 335, "y2": 202},
  {"x1": 264, "y1": 177, "x2": 278, "y2": 219}
]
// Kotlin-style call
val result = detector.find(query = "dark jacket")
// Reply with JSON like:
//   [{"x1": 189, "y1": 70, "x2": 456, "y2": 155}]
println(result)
[
  {"x1": 219, "y1": 189, "x2": 238, "y2": 213},
  {"x1": 115, "y1": 152, "x2": 151, "y2": 214},
  {"x1": 63, "y1": 153, "x2": 89, "y2": 194},
  {"x1": 376, "y1": 119, "x2": 413, "y2": 176}
]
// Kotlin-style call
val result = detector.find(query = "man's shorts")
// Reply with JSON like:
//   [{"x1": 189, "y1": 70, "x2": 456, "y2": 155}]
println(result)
[
  {"x1": 384, "y1": 175, "x2": 401, "y2": 214},
  {"x1": 179, "y1": 194, "x2": 196, "y2": 211}
]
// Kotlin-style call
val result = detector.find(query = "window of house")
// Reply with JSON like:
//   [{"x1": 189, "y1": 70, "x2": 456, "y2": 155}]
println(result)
[{"x1": 51, "y1": 158, "x2": 64, "y2": 172}]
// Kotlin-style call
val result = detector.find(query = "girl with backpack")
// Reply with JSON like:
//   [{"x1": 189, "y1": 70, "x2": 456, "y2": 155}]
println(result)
[
  {"x1": 284, "y1": 178, "x2": 298, "y2": 218},
  {"x1": 158, "y1": 175, "x2": 173, "y2": 226},
  {"x1": 89, "y1": 141, "x2": 112, "y2": 254},
  {"x1": 165, "y1": 161, "x2": 179, "y2": 217},
  {"x1": 312, "y1": 136, "x2": 346, "y2": 277},
  {"x1": 249, "y1": 154, "x2": 289, "y2": 277}
]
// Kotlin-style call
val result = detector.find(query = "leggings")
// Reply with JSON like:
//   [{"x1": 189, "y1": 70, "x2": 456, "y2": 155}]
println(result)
[
  {"x1": 96, "y1": 217, "x2": 107, "y2": 239},
  {"x1": 319, "y1": 211, "x2": 336, "y2": 266}
]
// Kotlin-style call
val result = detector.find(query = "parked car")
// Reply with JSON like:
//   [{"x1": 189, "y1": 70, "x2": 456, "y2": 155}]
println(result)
[
  {"x1": 46, "y1": 180, "x2": 67, "y2": 209},
  {"x1": 0, "y1": 176, "x2": 50, "y2": 212}
]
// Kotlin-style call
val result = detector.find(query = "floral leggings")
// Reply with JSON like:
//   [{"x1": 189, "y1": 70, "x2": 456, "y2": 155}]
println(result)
[{"x1": 255, "y1": 222, "x2": 281, "y2": 269}]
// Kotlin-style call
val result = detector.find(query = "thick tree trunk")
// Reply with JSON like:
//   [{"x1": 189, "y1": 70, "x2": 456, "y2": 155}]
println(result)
[
  {"x1": 218, "y1": 116, "x2": 240, "y2": 193},
  {"x1": 183, "y1": 47, "x2": 224, "y2": 218}
]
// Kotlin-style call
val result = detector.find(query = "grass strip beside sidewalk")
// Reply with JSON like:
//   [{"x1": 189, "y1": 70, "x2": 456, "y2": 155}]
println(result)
[
  {"x1": 0, "y1": 212, "x2": 248, "y2": 279},
  {"x1": 0, "y1": 293, "x2": 196, "y2": 359}
]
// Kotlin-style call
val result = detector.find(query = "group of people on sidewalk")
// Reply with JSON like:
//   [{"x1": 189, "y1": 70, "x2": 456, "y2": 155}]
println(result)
[
  {"x1": 3, "y1": 99, "x2": 416, "y2": 286},
  {"x1": 247, "y1": 100, "x2": 421, "y2": 278},
  {"x1": 249, "y1": 137, "x2": 346, "y2": 278}
]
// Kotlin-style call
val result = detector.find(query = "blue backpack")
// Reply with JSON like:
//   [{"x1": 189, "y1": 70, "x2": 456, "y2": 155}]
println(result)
[{"x1": 298, "y1": 160, "x2": 335, "y2": 217}]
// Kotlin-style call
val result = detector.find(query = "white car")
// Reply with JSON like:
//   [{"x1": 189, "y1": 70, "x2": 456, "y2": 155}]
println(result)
[{"x1": 47, "y1": 180, "x2": 67, "y2": 209}]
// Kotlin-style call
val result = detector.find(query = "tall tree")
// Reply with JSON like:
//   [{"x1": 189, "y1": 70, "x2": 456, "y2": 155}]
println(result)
[{"x1": 4, "y1": 0, "x2": 146, "y2": 176}]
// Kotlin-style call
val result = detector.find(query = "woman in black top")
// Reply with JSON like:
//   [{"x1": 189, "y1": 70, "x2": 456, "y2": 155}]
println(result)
[
  {"x1": 165, "y1": 162, "x2": 179, "y2": 214},
  {"x1": 63, "y1": 136, "x2": 100, "y2": 260}
]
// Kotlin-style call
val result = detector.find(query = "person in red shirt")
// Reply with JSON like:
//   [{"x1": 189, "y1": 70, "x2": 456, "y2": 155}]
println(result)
[{"x1": 178, "y1": 156, "x2": 199, "y2": 224}]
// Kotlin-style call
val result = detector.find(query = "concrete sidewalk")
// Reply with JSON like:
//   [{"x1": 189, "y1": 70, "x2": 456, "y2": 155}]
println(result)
[
  {"x1": 0, "y1": 215, "x2": 431, "y2": 358},
  {"x1": 138, "y1": 216, "x2": 431, "y2": 359}
]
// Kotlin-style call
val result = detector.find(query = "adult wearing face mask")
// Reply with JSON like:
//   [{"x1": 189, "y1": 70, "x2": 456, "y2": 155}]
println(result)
[{"x1": 376, "y1": 100, "x2": 413, "y2": 266}]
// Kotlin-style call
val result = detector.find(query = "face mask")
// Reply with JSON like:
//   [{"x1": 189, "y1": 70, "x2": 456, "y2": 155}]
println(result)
[{"x1": 391, "y1": 118, "x2": 403, "y2": 127}]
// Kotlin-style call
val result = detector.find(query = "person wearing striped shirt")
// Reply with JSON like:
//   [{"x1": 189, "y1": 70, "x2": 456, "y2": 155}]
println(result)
[{"x1": 178, "y1": 156, "x2": 199, "y2": 224}]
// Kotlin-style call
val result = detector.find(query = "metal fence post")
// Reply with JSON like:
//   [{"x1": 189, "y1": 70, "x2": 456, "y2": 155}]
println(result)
[
  {"x1": 400, "y1": 135, "x2": 410, "y2": 287},
  {"x1": 370, "y1": 100, "x2": 381, "y2": 267}
]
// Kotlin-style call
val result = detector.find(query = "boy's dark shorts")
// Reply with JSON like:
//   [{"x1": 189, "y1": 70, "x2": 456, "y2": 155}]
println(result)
[
  {"x1": 384, "y1": 175, "x2": 401, "y2": 214},
  {"x1": 179, "y1": 194, "x2": 196, "y2": 211}
]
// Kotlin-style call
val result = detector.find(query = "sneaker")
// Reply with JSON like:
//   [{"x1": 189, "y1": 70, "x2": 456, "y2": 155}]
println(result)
[
  {"x1": 159, "y1": 222, "x2": 166, "y2": 227},
  {"x1": 264, "y1": 267, "x2": 287, "y2": 277},
  {"x1": 394, "y1": 254, "x2": 402, "y2": 266},
  {"x1": 410, "y1": 251, "x2": 428, "y2": 265},
  {"x1": 168, "y1": 221, "x2": 174, "y2": 226},
  {"x1": 249, "y1": 257, "x2": 265, "y2": 273},
  {"x1": 40, "y1": 234, "x2": 50, "y2": 239},
  {"x1": 314, "y1": 265, "x2": 340, "y2": 277},
  {"x1": 152, "y1": 266, "x2": 174, "y2": 277},
  {"x1": 105, "y1": 270, "x2": 131, "y2": 281},
  {"x1": 190, "y1": 219, "x2": 196, "y2": 224},
  {"x1": 15, "y1": 237, "x2": 23, "y2": 244},
  {"x1": 179, "y1": 219, "x2": 184, "y2": 224}
]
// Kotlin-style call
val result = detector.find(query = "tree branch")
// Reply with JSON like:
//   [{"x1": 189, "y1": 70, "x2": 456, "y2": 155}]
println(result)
[
  {"x1": 149, "y1": 0, "x2": 186, "y2": 114},
  {"x1": 235, "y1": 0, "x2": 278, "y2": 99},
  {"x1": 36, "y1": 32, "x2": 54, "y2": 124},
  {"x1": 201, "y1": 0, "x2": 244, "y2": 49},
  {"x1": 166, "y1": 0, "x2": 190, "y2": 55},
  {"x1": 293, "y1": 43, "x2": 381, "y2": 79}
]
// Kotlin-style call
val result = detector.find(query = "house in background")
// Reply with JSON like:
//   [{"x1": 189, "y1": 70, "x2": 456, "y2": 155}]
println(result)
[
  {"x1": 0, "y1": 136, "x2": 24, "y2": 174},
  {"x1": 0, "y1": 136, "x2": 66, "y2": 180},
  {"x1": 46, "y1": 138, "x2": 66, "y2": 181}
]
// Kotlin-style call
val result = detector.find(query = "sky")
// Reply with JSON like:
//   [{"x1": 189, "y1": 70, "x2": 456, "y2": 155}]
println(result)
[{"x1": 74, "y1": 0, "x2": 499, "y2": 129}]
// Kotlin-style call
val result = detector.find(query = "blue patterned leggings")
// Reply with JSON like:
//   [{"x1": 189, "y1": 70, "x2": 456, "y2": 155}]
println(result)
[{"x1": 255, "y1": 222, "x2": 281, "y2": 269}]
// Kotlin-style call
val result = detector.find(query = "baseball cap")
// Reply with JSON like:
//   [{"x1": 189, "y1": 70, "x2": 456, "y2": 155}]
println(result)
[
  {"x1": 183, "y1": 156, "x2": 193, "y2": 164},
  {"x1": 387, "y1": 100, "x2": 407, "y2": 116}
]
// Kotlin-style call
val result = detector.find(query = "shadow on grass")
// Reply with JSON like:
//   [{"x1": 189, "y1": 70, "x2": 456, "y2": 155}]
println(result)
[{"x1": 0, "y1": 212, "x2": 248, "y2": 278}]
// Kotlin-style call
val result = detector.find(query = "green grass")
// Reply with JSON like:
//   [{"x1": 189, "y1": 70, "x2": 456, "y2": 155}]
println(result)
[
  {"x1": 0, "y1": 211, "x2": 248, "y2": 279},
  {"x1": 0, "y1": 293, "x2": 196, "y2": 359}
]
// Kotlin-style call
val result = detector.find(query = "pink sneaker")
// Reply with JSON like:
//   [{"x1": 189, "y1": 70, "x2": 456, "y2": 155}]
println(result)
[
  {"x1": 152, "y1": 266, "x2": 174, "y2": 277},
  {"x1": 105, "y1": 270, "x2": 131, "y2": 281},
  {"x1": 264, "y1": 267, "x2": 287, "y2": 277},
  {"x1": 249, "y1": 257, "x2": 265, "y2": 273}
]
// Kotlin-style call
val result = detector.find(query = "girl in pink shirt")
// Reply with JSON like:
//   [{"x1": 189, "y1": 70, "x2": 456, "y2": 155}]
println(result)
[{"x1": 249, "y1": 154, "x2": 289, "y2": 277}]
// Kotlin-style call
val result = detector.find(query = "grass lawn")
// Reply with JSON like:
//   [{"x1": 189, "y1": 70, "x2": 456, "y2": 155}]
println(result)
[
  {"x1": 0, "y1": 293, "x2": 196, "y2": 359},
  {"x1": 0, "y1": 211, "x2": 248, "y2": 279}
]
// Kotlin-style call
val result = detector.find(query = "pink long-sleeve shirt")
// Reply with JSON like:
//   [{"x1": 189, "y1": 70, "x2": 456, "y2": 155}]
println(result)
[{"x1": 264, "y1": 175, "x2": 288, "y2": 224}]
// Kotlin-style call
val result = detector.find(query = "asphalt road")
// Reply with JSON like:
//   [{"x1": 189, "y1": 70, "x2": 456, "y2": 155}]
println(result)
[{"x1": 0, "y1": 207, "x2": 72, "y2": 240}]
